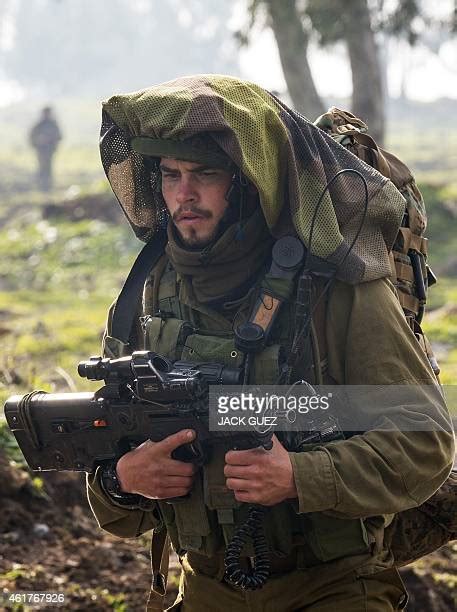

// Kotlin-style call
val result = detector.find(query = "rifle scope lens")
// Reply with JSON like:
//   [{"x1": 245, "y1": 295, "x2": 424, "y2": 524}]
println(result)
[{"x1": 78, "y1": 357, "x2": 106, "y2": 380}]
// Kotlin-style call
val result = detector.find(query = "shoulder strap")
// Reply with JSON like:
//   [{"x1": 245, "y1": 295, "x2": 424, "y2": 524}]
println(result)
[
  {"x1": 310, "y1": 279, "x2": 329, "y2": 384},
  {"x1": 111, "y1": 232, "x2": 167, "y2": 344},
  {"x1": 146, "y1": 530, "x2": 170, "y2": 612}
]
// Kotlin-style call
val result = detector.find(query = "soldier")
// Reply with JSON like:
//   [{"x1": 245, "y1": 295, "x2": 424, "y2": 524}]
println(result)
[
  {"x1": 29, "y1": 106, "x2": 62, "y2": 192},
  {"x1": 87, "y1": 75, "x2": 454, "y2": 611}
]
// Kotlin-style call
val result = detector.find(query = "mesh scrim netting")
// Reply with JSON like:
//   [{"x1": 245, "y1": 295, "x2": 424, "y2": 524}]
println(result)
[
  {"x1": 100, "y1": 111, "x2": 168, "y2": 241},
  {"x1": 100, "y1": 74, "x2": 405, "y2": 284}
]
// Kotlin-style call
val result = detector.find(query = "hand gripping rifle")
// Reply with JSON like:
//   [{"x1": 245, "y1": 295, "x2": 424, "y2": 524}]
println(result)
[{"x1": 4, "y1": 351, "x2": 272, "y2": 472}]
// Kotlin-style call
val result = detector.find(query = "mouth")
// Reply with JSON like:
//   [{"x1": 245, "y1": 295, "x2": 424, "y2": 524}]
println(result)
[{"x1": 175, "y1": 211, "x2": 209, "y2": 225}]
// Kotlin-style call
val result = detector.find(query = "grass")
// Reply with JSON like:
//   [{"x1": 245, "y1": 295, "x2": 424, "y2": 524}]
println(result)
[
  {"x1": 0, "y1": 213, "x2": 139, "y2": 406},
  {"x1": 0, "y1": 563, "x2": 129, "y2": 612},
  {"x1": 0, "y1": 418, "x2": 24, "y2": 465},
  {"x1": 0, "y1": 147, "x2": 104, "y2": 197},
  {"x1": 387, "y1": 127, "x2": 457, "y2": 186}
]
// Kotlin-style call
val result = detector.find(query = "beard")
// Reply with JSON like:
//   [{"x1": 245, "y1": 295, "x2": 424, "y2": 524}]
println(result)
[
  {"x1": 173, "y1": 223, "x2": 222, "y2": 249},
  {"x1": 172, "y1": 206, "x2": 221, "y2": 249}
]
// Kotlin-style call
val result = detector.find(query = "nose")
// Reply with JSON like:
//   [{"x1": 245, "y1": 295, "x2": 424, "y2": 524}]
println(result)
[{"x1": 176, "y1": 175, "x2": 198, "y2": 205}]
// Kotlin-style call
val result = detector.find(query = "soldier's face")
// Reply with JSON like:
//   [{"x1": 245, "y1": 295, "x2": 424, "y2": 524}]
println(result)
[{"x1": 160, "y1": 158, "x2": 232, "y2": 248}]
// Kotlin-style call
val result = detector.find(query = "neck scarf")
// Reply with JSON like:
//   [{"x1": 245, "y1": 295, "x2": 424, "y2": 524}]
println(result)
[{"x1": 166, "y1": 209, "x2": 273, "y2": 304}]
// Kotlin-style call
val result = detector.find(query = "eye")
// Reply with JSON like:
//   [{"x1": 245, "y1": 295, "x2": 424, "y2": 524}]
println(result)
[
  {"x1": 161, "y1": 171, "x2": 179, "y2": 181},
  {"x1": 198, "y1": 169, "x2": 226, "y2": 182}
]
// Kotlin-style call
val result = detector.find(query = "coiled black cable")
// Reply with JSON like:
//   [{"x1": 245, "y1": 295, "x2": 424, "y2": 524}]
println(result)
[
  {"x1": 18, "y1": 390, "x2": 48, "y2": 449},
  {"x1": 224, "y1": 505, "x2": 270, "y2": 590}
]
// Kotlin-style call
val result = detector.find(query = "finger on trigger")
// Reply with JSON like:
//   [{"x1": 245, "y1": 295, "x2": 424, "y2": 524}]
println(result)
[{"x1": 160, "y1": 429, "x2": 195, "y2": 455}]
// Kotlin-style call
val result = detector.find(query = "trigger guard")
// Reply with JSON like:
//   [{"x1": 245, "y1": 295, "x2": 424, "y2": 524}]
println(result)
[{"x1": 171, "y1": 440, "x2": 205, "y2": 464}]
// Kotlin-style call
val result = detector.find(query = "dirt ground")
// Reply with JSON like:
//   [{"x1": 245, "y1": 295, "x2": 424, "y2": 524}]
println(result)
[
  {"x1": 0, "y1": 450, "x2": 455, "y2": 611},
  {"x1": 0, "y1": 452, "x2": 179, "y2": 611}
]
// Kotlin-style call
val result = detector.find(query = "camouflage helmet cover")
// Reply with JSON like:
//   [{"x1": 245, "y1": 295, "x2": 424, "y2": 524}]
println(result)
[{"x1": 99, "y1": 74, "x2": 405, "y2": 284}]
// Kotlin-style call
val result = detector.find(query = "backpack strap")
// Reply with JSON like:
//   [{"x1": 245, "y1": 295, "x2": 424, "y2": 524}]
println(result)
[
  {"x1": 146, "y1": 530, "x2": 170, "y2": 612},
  {"x1": 150, "y1": 253, "x2": 170, "y2": 315},
  {"x1": 111, "y1": 231, "x2": 167, "y2": 344},
  {"x1": 309, "y1": 279, "x2": 330, "y2": 385},
  {"x1": 352, "y1": 131, "x2": 392, "y2": 178},
  {"x1": 289, "y1": 273, "x2": 332, "y2": 386}
]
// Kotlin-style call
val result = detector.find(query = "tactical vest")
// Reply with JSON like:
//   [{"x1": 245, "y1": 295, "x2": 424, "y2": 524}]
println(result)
[{"x1": 124, "y1": 256, "x2": 386, "y2": 567}]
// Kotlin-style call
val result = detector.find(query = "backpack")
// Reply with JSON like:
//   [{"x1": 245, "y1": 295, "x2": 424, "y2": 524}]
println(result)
[
  {"x1": 313, "y1": 107, "x2": 455, "y2": 564},
  {"x1": 314, "y1": 107, "x2": 440, "y2": 379}
]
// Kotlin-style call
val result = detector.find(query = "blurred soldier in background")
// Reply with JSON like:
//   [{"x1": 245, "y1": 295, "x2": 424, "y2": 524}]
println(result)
[{"x1": 29, "y1": 106, "x2": 62, "y2": 192}]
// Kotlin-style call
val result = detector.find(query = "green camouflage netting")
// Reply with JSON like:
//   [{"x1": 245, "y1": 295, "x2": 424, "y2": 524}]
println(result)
[{"x1": 100, "y1": 74, "x2": 405, "y2": 284}]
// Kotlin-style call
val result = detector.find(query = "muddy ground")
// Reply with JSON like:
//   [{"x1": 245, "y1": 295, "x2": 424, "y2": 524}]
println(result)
[
  {"x1": 0, "y1": 451, "x2": 179, "y2": 611},
  {"x1": 0, "y1": 450, "x2": 455, "y2": 611}
]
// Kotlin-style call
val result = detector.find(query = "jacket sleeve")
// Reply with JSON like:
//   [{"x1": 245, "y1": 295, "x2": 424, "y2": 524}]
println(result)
[
  {"x1": 86, "y1": 297, "x2": 163, "y2": 538},
  {"x1": 86, "y1": 468, "x2": 162, "y2": 538},
  {"x1": 289, "y1": 277, "x2": 455, "y2": 518}
]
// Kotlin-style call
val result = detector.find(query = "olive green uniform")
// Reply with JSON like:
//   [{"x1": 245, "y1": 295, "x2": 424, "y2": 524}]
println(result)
[{"x1": 87, "y1": 270, "x2": 454, "y2": 611}]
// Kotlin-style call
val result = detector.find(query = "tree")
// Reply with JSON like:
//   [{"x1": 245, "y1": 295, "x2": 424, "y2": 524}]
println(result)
[
  {"x1": 241, "y1": 0, "x2": 384, "y2": 139},
  {"x1": 307, "y1": 0, "x2": 385, "y2": 141},
  {"x1": 371, "y1": 0, "x2": 457, "y2": 104},
  {"x1": 263, "y1": 0, "x2": 324, "y2": 120}
]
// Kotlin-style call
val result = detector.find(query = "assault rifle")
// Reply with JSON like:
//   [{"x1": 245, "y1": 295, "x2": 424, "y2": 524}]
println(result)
[
  {"x1": 4, "y1": 351, "x2": 274, "y2": 473},
  {"x1": 4, "y1": 349, "x2": 344, "y2": 591}
]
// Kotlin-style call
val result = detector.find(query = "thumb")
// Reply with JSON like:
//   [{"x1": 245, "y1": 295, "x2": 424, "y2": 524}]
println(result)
[
  {"x1": 159, "y1": 429, "x2": 195, "y2": 455},
  {"x1": 271, "y1": 434, "x2": 285, "y2": 452}
]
